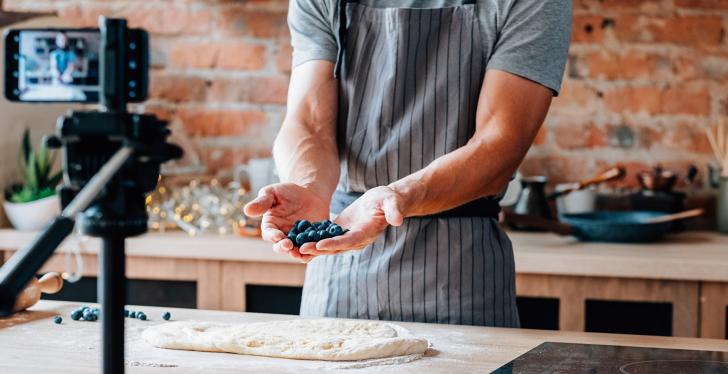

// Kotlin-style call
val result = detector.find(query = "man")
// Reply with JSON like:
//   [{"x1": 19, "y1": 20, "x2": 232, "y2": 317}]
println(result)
[
  {"x1": 244, "y1": 0, "x2": 571, "y2": 326},
  {"x1": 49, "y1": 32, "x2": 77, "y2": 85}
]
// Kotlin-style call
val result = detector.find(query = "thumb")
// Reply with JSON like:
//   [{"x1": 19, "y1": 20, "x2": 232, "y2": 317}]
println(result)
[
  {"x1": 244, "y1": 188, "x2": 275, "y2": 217},
  {"x1": 382, "y1": 195, "x2": 404, "y2": 227}
]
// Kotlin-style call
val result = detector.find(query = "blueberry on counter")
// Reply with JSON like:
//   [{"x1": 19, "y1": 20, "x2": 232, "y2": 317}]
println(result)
[
  {"x1": 124, "y1": 309, "x2": 130, "y2": 317},
  {"x1": 129, "y1": 311, "x2": 137, "y2": 319},
  {"x1": 137, "y1": 313, "x2": 147, "y2": 321},
  {"x1": 162, "y1": 312, "x2": 171, "y2": 321},
  {"x1": 82, "y1": 309, "x2": 94, "y2": 321},
  {"x1": 70, "y1": 309, "x2": 83, "y2": 321},
  {"x1": 53, "y1": 316, "x2": 62, "y2": 324}
]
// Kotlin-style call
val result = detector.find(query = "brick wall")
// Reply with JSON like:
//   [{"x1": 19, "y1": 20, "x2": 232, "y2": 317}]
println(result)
[{"x1": 3, "y1": 0, "x2": 727, "y2": 198}]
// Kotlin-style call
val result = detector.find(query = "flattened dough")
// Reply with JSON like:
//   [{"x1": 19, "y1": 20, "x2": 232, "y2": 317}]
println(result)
[{"x1": 142, "y1": 319, "x2": 429, "y2": 361}]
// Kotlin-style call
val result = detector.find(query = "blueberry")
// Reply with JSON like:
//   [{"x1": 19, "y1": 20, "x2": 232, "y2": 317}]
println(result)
[
  {"x1": 320, "y1": 220, "x2": 332, "y2": 228},
  {"x1": 328, "y1": 225, "x2": 344, "y2": 236},
  {"x1": 295, "y1": 232, "x2": 308, "y2": 247},
  {"x1": 70, "y1": 309, "x2": 83, "y2": 321},
  {"x1": 92, "y1": 308, "x2": 100, "y2": 316},
  {"x1": 137, "y1": 313, "x2": 147, "y2": 321},
  {"x1": 162, "y1": 312, "x2": 171, "y2": 321},
  {"x1": 287, "y1": 233, "x2": 297, "y2": 243},
  {"x1": 53, "y1": 316, "x2": 62, "y2": 324},
  {"x1": 82, "y1": 309, "x2": 94, "y2": 321},
  {"x1": 307, "y1": 230, "x2": 319, "y2": 242},
  {"x1": 124, "y1": 309, "x2": 129, "y2": 317},
  {"x1": 317, "y1": 230, "x2": 328, "y2": 239},
  {"x1": 288, "y1": 226, "x2": 298, "y2": 236},
  {"x1": 129, "y1": 311, "x2": 137, "y2": 319},
  {"x1": 296, "y1": 220, "x2": 311, "y2": 232}
]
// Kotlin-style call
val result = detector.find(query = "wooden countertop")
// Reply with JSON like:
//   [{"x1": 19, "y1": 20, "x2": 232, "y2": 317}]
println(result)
[
  {"x1": 1, "y1": 228, "x2": 728, "y2": 282},
  {"x1": 1, "y1": 301, "x2": 726, "y2": 373}
]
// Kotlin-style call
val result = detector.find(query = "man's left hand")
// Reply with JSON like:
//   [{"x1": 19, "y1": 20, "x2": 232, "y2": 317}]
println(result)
[{"x1": 299, "y1": 186, "x2": 405, "y2": 255}]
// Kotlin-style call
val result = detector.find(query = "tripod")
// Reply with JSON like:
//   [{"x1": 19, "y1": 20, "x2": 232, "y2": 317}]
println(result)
[{"x1": 0, "y1": 18, "x2": 181, "y2": 374}]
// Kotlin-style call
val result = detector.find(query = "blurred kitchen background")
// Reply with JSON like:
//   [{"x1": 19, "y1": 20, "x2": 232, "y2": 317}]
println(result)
[{"x1": 0, "y1": 0, "x2": 727, "y2": 341}]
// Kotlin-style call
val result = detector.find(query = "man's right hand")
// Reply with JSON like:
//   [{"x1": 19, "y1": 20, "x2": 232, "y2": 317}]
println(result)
[{"x1": 243, "y1": 183, "x2": 330, "y2": 263}]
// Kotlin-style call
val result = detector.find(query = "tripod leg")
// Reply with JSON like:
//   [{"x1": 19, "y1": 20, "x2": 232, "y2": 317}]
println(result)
[{"x1": 99, "y1": 237, "x2": 126, "y2": 374}]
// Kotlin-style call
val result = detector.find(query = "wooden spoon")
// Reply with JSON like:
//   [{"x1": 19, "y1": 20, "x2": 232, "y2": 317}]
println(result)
[{"x1": 642, "y1": 208, "x2": 704, "y2": 225}]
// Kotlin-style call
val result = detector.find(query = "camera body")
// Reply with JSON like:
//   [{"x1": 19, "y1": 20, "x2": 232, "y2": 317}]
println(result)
[{"x1": 4, "y1": 26, "x2": 148, "y2": 103}]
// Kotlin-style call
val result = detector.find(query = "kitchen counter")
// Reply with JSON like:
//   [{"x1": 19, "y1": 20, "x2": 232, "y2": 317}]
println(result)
[
  {"x1": 1, "y1": 228, "x2": 727, "y2": 281},
  {"x1": 1, "y1": 229, "x2": 727, "y2": 339},
  {"x1": 0, "y1": 300, "x2": 726, "y2": 373}
]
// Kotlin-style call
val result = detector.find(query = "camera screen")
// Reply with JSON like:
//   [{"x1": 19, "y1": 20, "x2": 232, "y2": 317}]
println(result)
[{"x1": 16, "y1": 30, "x2": 100, "y2": 102}]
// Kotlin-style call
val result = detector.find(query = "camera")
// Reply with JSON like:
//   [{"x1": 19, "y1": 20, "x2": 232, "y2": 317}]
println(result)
[{"x1": 4, "y1": 27, "x2": 148, "y2": 103}]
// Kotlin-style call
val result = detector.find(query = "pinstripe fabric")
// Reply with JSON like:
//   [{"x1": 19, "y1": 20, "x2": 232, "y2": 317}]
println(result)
[{"x1": 299, "y1": 2, "x2": 518, "y2": 327}]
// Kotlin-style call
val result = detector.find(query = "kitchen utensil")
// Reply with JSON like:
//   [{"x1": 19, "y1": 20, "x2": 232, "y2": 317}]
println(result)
[
  {"x1": 12, "y1": 272, "x2": 63, "y2": 312},
  {"x1": 555, "y1": 186, "x2": 596, "y2": 215},
  {"x1": 636, "y1": 164, "x2": 698, "y2": 192},
  {"x1": 510, "y1": 176, "x2": 552, "y2": 230},
  {"x1": 641, "y1": 208, "x2": 704, "y2": 224},
  {"x1": 704, "y1": 118, "x2": 728, "y2": 177},
  {"x1": 504, "y1": 209, "x2": 703, "y2": 243},
  {"x1": 548, "y1": 166, "x2": 625, "y2": 200}
]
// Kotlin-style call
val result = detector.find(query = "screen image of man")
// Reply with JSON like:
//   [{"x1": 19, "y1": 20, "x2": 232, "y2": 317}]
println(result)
[{"x1": 49, "y1": 32, "x2": 77, "y2": 85}]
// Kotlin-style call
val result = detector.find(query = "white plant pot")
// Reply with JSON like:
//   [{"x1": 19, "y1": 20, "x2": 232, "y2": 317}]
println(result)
[{"x1": 2, "y1": 194, "x2": 61, "y2": 231}]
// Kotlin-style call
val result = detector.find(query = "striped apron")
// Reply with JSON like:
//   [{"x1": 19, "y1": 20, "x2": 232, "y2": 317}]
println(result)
[{"x1": 299, "y1": 1, "x2": 519, "y2": 327}]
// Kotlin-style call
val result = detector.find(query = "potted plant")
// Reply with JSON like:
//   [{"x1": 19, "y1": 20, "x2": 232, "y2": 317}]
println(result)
[{"x1": 2, "y1": 129, "x2": 62, "y2": 231}]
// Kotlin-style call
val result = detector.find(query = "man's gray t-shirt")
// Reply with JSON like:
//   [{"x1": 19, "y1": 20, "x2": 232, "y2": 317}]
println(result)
[{"x1": 288, "y1": 0, "x2": 571, "y2": 95}]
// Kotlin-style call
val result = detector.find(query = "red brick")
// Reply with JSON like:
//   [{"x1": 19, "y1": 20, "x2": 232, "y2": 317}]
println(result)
[
  {"x1": 209, "y1": 76, "x2": 289, "y2": 105},
  {"x1": 57, "y1": 4, "x2": 111, "y2": 27},
  {"x1": 519, "y1": 155, "x2": 586, "y2": 184},
  {"x1": 661, "y1": 85, "x2": 710, "y2": 116},
  {"x1": 575, "y1": 50, "x2": 671, "y2": 80},
  {"x1": 553, "y1": 122, "x2": 607, "y2": 149},
  {"x1": 220, "y1": 9, "x2": 289, "y2": 38},
  {"x1": 217, "y1": 42, "x2": 267, "y2": 71},
  {"x1": 551, "y1": 80, "x2": 601, "y2": 112},
  {"x1": 662, "y1": 122, "x2": 714, "y2": 155},
  {"x1": 602, "y1": 0, "x2": 666, "y2": 12},
  {"x1": 149, "y1": 73, "x2": 208, "y2": 103},
  {"x1": 674, "y1": 53, "x2": 728, "y2": 82},
  {"x1": 604, "y1": 85, "x2": 709, "y2": 116},
  {"x1": 122, "y1": 7, "x2": 212, "y2": 36},
  {"x1": 177, "y1": 109, "x2": 268, "y2": 137},
  {"x1": 604, "y1": 86, "x2": 662, "y2": 115},
  {"x1": 614, "y1": 15, "x2": 724, "y2": 46},
  {"x1": 572, "y1": 15, "x2": 606, "y2": 43},
  {"x1": 275, "y1": 44, "x2": 293, "y2": 74},
  {"x1": 169, "y1": 43, "x2": 219, "y2": 69},
  {"x1": 675, "y1": 0, "x2": 728, "y2": 9},
  {"x1": 200, "y1": 147, "x2": 272, "y2": 176}
]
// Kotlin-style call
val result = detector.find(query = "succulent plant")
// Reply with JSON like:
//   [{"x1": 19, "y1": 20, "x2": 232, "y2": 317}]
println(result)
[{"x1": 4, "y1": 129, "x2": 62, "y2": 204}]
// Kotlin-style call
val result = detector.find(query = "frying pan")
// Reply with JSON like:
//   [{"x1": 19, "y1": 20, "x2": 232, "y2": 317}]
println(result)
[{"x1": 504, "y1": 209, "x2": 703, "y2": 243}]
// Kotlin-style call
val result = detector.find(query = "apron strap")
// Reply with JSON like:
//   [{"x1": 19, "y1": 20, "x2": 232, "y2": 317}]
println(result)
[
  {"x1": 334, "y1": 0, "x2": 348, "y2": 78},
  {"x1": 331, "y1": 190, "x2": 502, "y2": 218}
]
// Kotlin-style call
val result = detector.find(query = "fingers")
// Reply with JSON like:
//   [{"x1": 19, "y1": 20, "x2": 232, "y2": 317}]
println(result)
[
  {"x1": 315, "y1": 230, "x2": 368, "y2": 253},
  {"x1": 243, "y1": 187, "x2": 275, "y2": 217},
  {"x1": 288, "y1": 248, "x2": 315, "y2": 263},
  {"x1": 261, "y1": 219, "x2": 286, "y2": 243},
  {"x1": 272, "y1": 238, "x2": 294, "y2": 254},
  {"x1": 382, "y1": 196, "x2": 404, "y2": 227}
]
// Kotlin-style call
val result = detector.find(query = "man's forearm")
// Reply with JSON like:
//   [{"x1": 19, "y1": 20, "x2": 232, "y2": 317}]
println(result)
[
  {"x1": 273, "y1": 121, "x2": 339, "y2": 202},
  {"x1": 273, "y1": 61, "x2": 340, "y2": 202}
]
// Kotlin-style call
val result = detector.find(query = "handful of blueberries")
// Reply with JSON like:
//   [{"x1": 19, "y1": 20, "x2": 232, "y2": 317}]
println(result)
[{"x1": 287, "y1": 219, "x2": 348, "y2": 248}]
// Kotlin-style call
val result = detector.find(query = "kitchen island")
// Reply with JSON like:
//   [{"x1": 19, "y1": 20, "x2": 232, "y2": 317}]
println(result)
[
  {"x1": 0, "y1": 300, "x2": 726, "y2": 373},
  {"x1": 1, "y1": 229, "x2": 727, "y2": 339}
]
